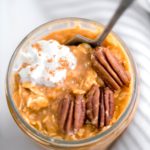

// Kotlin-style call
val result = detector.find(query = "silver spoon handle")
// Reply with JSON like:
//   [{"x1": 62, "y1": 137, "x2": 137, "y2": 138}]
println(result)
[{"x1": 96, "y1": 0, "x2": 135, "y2": 46}]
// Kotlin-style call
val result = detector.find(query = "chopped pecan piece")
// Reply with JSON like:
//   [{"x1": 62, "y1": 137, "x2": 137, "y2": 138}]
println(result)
[
  {"x1": 58, "y1": 94, "x2": 85, "y2": 134},
  {"x1": 86, "y1": 85, "x2": 115, "y2": 128},
  {"x1": 91, "y1": 47, "x2": 130, "y2": 90}
]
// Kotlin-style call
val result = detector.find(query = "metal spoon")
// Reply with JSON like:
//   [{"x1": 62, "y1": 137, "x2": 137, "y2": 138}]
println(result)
[{"x1": 66, "y1": 0, "x2": 135, "y2": 47}]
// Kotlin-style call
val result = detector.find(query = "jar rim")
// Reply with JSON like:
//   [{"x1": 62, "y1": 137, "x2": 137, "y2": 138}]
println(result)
[{"x1": 6, "y1": 17, "x2": 139, "y2": 147}]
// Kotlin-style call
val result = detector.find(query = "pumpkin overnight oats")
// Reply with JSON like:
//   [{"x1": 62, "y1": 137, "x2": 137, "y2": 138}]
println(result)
[
  {"x1": 6, "y1": 18, "x2": 139, "y2": 150},
  {"x1": 12, "y1": 27, "x2": 132, "y2": 141}
]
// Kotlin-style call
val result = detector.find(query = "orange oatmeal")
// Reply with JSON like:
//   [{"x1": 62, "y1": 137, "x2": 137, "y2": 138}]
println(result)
[{"x1": 13, "y1": 27, "x2": 132, "y2": 141}]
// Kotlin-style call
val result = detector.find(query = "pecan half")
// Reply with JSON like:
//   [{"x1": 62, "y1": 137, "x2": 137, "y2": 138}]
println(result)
[
  {"x1": 103, "y1": 87, "x2": 114, "y2": 126},
  {"x1": 74, "y1": 95, "x2": 86, "y2": 132},
  {"x1": 86, "y1": 85, "x2": 115, "y2": 128},
  {"x1": 91, "y1": 47, "x2": 130, "y2": 90},
  {"x1": 58, "y1": 94, "x2": 85, "y2": 134},
  {"x1": 58, "y1": 95, "x2": 72, "y2": 132},
  {"x1": 99, "y1": 87, "x2": 105, "y2": 128},
  {"x1": 86, "y1": 85, "x2": 100, "y2": 128},
  {"x1": 66, "y1": 100, "x2": 74, "y2": 133}
]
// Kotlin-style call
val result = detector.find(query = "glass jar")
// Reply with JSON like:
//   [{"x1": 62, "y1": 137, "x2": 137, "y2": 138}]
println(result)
[{"x1": 6, "y1": 18, "x2": 139, "y2": 150}]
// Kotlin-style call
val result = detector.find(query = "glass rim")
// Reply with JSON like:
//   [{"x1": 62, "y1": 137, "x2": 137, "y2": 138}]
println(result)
[{"x1": 6, "y1": 17, "x2": 139, "y2": 147}]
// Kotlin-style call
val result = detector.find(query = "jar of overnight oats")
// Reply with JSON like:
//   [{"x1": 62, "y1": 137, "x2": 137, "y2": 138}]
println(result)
[{"x1": 6, "y1": 18, "x2": 139, "y2": 150}]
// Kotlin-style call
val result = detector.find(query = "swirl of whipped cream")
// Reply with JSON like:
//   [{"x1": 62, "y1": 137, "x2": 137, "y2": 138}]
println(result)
[{"x1": 16, "y1": 40, "x2": 77, "y2": 87}]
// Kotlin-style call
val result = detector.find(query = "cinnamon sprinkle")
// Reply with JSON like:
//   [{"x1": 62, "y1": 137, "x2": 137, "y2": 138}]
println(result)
[
  {"x1": 49, "y1": 70, "x2": 55, "y2": 76},
  {"x1": 32, "y1": 43, "x2": 42, "y2": 52},
  {"x1": 58, "y1": 58, "x2": 69, "y2": 69},
  {"x1": 47, "y1": 58, "x2": 53, "y2": 63}
]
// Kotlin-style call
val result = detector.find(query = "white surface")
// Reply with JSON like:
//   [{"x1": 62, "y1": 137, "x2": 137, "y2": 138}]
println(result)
[
  {"x1": 138, "y1": 0, "x2": 150, "y2": 12},
  {"x1": 0, "y1": 0, "x2": 150, "y2": 150}
]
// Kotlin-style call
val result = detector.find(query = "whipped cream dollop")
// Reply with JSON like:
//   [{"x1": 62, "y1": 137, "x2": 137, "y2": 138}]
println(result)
[{"x1": 16, "y1": 40, "x2": 77, "y2": 87}]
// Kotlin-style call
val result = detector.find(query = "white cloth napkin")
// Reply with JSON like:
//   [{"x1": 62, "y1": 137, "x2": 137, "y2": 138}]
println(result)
[{"x1": 138, "y1": 0, "x2": 150, "y2": 12}]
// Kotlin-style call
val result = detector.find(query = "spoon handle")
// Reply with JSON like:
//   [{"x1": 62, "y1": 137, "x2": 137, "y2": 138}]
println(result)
[{"x1": 96, "y1": 0, "x2": 135, "y2": 46}]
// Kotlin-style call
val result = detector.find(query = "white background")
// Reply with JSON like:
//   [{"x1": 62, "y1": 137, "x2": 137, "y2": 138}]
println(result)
[{"x1": 1, "y1": 0, "x2": 150, "y2": 150}]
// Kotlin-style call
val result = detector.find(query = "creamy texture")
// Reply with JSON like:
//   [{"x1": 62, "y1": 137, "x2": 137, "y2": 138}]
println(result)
[
  {"x1": 13, "y1": 28, "x2": 132, "y2": 141},
  {"x1": 17, "y1": 40, "x2": 77, "y2": 87}
]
